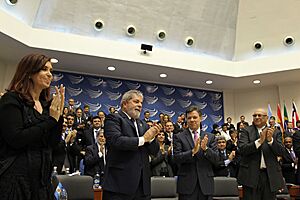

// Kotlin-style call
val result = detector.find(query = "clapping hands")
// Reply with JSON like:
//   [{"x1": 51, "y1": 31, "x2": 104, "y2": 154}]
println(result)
[{"x1": 50, "y1": 84, "x2": 65, "y2": 121}]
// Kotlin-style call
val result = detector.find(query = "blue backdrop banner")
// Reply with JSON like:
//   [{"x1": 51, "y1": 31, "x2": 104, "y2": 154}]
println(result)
[{"x1": 51, "y1": 71, "x2": 224, "y2": 132}]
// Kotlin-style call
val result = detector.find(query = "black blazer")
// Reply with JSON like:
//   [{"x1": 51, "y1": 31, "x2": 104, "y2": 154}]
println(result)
[
  {"x1": 84, "y1": 143, "x2": 105, "y2": 177},
  {"x1": 281, "y1": 148, "x2": 296, "y2": 184},
  {"x1": 173, "y1": 129, "x2": 219, "y2": 195},
  {"x1": 103, "y1": 111, "x2": 159, "y2": 195},
  {"x1": 238, "y1": 125, "x2": 285, "y2": 192}
]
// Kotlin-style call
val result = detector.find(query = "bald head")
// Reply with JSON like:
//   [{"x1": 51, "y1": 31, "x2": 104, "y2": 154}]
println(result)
[{"x1": 252, "y1": 108, "x2": 268, "y2": 128}]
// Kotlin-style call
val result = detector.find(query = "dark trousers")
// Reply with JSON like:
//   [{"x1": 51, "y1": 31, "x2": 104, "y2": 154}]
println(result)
[
  {"x1": 243, "y1": 169, "x2": 276, "y2": 200},
  {"x1": 179, "y1": 180, "x2": 212, "y2": 200},
  {"x1": 103, "y1": 174, "x2": 150, "y2": 200}
]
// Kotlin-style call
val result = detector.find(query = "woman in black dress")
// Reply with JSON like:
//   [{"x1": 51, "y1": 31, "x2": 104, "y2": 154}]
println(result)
[{"x1": 0, "y1": 54, "x2": 65, "y2": 200}]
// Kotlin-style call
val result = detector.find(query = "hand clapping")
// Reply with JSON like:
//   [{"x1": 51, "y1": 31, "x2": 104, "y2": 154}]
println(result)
[{"x1": 50, "y1": 84, "x2": 65, "y2": 121}]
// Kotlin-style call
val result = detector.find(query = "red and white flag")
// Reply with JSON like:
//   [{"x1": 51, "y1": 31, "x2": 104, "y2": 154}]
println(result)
[{"x1": 292, "y1": 101, "x2": 299, "y2": 128}]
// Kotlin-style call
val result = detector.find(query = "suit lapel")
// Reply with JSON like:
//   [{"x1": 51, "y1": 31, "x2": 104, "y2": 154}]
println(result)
[
  {"x1": 184, "y1": 130, "x2": 194, "y2": 148},
  {"x1": 136, "y1": 119, "x2": 144, "y2": 136},
  {"x1": 120, "y1": 111, "x2": 137, "y2": 135}
]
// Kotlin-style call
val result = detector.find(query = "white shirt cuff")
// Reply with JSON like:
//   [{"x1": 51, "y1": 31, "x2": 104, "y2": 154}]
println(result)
[
  {"x1": 255, "y1": 139, "x2": 261, "y2": 149},
  {"x1": 138, "y1": 137, "x2": 145, "y2": 146},
  {"x1": 224, "y1": 159, "x2": 231, "y2": 167},
  {"x1": 267, "y1": 138, "x2": 273, "y2": 144}
]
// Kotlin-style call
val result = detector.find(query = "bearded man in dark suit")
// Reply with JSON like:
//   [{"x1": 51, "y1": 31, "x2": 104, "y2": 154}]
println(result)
[{"x1": 102, "y1": 90, "x2": 162, "y2": 200}]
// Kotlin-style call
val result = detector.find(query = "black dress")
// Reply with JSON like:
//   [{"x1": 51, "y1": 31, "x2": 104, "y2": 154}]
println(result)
[{"x1": 0, "y1": 92, "x2": 63, "y2": 200}]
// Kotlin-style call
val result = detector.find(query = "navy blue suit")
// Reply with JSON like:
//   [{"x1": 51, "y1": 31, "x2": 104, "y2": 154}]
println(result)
[
  {"x1": 103, "y1": 111, "x2": 159, "y2": 197},
  {"x1": 173, "y1": 129, "x2": 219, "y2": 198}
]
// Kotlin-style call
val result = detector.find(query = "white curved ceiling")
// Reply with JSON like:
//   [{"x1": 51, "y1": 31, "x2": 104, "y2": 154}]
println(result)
[{"x1": 1, "y1": 0, "x2": 300, "y2": 90}]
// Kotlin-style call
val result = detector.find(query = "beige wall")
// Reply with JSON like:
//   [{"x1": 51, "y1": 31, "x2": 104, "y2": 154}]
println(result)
[
  {"x1": 0, "y1": 60, "x2": 17, "y2": 92},
  {"x1": 224, "y1": 83, "x2": 300, "y2": 126}
]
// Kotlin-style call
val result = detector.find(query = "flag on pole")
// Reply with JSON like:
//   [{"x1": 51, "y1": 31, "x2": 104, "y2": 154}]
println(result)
[
  {"x1": 284, "y1": 103, "x2": 289, "y2": 131},
  {"x1": 292, "y1": 101, "x2": 299, "y2": 128},
  {"x1": 277, "y1": 104, "x2": 284, "y2": 132},
  {"x1": 267, "y1": 104, "x2": 272, "y2": 119}
]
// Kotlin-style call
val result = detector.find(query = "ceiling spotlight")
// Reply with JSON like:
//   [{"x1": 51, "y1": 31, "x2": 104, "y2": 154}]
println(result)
[
  {"x1": 185, "y1": 37, "x2": 194, "y2": 47},
  {"x1": 253, "y1": 79, "x2": 261, "y2": 84},
  {"x1": 107, "y1": 66, "x2": 116, "y2": 71},
  {"x1": 50, "y1": 58, "x2": 59, "y2": 64},
  {"x1": 159, "y1": 73, "x2": 167, "y2": 78},
  {"x1": 205, "y1": 80, "x2": 213, "y2": 85},
  {"x1": 253, "y1": 41, "x2": 263, "y2": 51},
  {"x1": 157, "y1": 30, "x2": 166, "y2": 41},
  {"x1": 6, "y1": 0, "x2": 18, "y2": 5},
  {"x1": 283, "y1": 36, "x2": 295, "y2": 47},
  {"x1": 126, "y1": 25, "x2": 136, "y2": 36},
  {"x1": 94, "y1": 19, "x2": 104, "y2": 31}
]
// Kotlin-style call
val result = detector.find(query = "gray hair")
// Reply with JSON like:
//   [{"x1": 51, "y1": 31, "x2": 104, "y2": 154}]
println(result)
[
  {"x1": 121, "y1": 90, "x2": 143, "y2": 107},
  {"x1": 216, "y1": 135, "x2": 226, "y2": 142}
]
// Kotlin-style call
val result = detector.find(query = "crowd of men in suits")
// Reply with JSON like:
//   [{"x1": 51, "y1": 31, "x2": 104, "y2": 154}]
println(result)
[{"x1": 52, "y1": 94, "x2": 300, "y2": 200}]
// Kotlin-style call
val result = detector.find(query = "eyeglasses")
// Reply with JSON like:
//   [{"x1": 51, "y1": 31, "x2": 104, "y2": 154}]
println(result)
[
  {"x1": 217, "y1": 141, "x2": 226, "y2": 144},
  {"x1": 252, "y1": 114, "x2": 267, "y2": 117},
  {"x1": 67, "y1": 118, "x2": 74, "y2": 120}
]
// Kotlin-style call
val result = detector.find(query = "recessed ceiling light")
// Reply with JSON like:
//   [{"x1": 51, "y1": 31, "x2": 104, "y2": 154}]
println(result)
[
  {"x1": 253, "y1": 79, "x2": 261, "y2": 84},
  {"x1": 159, "y1": 73, "x2": 167, "y2": 78},
  {"x1": 6, "y1": 0, "x2": 17, "y2": 6},
  {"x1": 107, "y1": 66, "x2": 116, "y2": 71},
  {"x1": 205, "y1": 80, "x2": 213, "y2": 85},
  {"x1": 50, "y1": 58, "x2": 59, "y2": 63}
]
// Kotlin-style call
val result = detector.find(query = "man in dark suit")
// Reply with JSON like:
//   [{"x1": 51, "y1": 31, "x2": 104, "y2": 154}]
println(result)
[
  {"x1": 82, "y1": 116, "x2": 103, "y2": 148},
  {"x1": 103, "y1": 90, "x2": 162, "y2": 200},
  {"x1": 238, "y1": 108, "x2": 285, "y2": 200},
  {"x1": 292, "y1": 130, "x2": 300, "y2": 184},
  {"x1": 173, "y1": 105, "x2": 219, "y2": 200},
  {"x1": 281, "y1": 136, "x2": 297, "y2": 184},
  {"x1": 213, "y1": 136, "x2": 237, "y2": 177},
  {"x1": 237, "y1": 115, "x2": 249, "y2": 130},
  {"x1": 84, "y1": 131, "x2": 106, "y2": 179}
]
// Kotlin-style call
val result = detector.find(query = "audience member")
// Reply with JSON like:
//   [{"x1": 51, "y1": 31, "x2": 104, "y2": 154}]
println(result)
[
  {"x1": 103, "y1": 90, "x2": 162, "y2": 200},
  {"x1": 108, "y1": 106, "x2": 116, "y2": 114},
  {"x1": 173, "y1": 116, "x2": 184, "y2": 134},
  {"x1": 226, "y1": 129, "x2": 238, "y2": 151},
  {"x1": 213, "y1": 136, "x2": 237, "y2": 177},
  {"x1": 84, "y1": 131, "x2": 106, "y2": 178},
  {"x1": 0, "y1": 54, "x2": 64, "y2": 200},
  {"x1": 164, "y1": 121, "x2": 175, "y2": 146},
  {"x1": 173, "y1": 105, "x2": 219, "y2": 200},
  {"x1": 146, "y1": 120, "x2": 154, "y2": 127},
  {"x1": 82, "y1": 116, "x2": 103, "y2": 148},
  {"x1": 211, "y1": 123, "x2": 221, "y2": 136},
  {"x1": 269, "y1": 116, "x2": 283, "y2": 144},
  {"x1": 68, "y1": 98, "x2": 75, "y2": 114},
  {"x1": 97, "y1": 110, "x2": 106, "y2": 129},
  {"x1": 62, "y1": 106, "x2": 69, "y2": 118},
  {"x1": 224, "y1": 116, "x2": 235, "y2": 130},
  {"x1": 143, "y1": 110, "x2": 151, "y2": 122},
  {"x1": 285, "y1": 121, "x2": 295, "y2": 137},
  {"x1": 237, "y1": 115, "x2": 249, "y2": 130},
  {"x1": 74, "y1": 107, "x2": 86, "y2": 131},
  {"x1": 220, "y1": 124, "x2": 231, "y2": 141},
  {"x1": 150, "y1": 131, "x2": 173, "y2": 177},
  {"x1": 83, "y1": 104, "x2": 92, "y2": 126},
  {"x1": 281, "y1": 136, "x2": 297, "y2": 184},
  {"x1": 238, "y1": 108, "x2": 285, "y2": 200},
  {"x1": 292, "y1": 130, "x2": 300, "y2": 184}
]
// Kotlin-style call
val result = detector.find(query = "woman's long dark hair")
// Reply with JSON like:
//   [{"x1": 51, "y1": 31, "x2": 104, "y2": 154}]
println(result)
[{"x1": 7, "y1": 54, "x2": 51, "y2": 105}]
